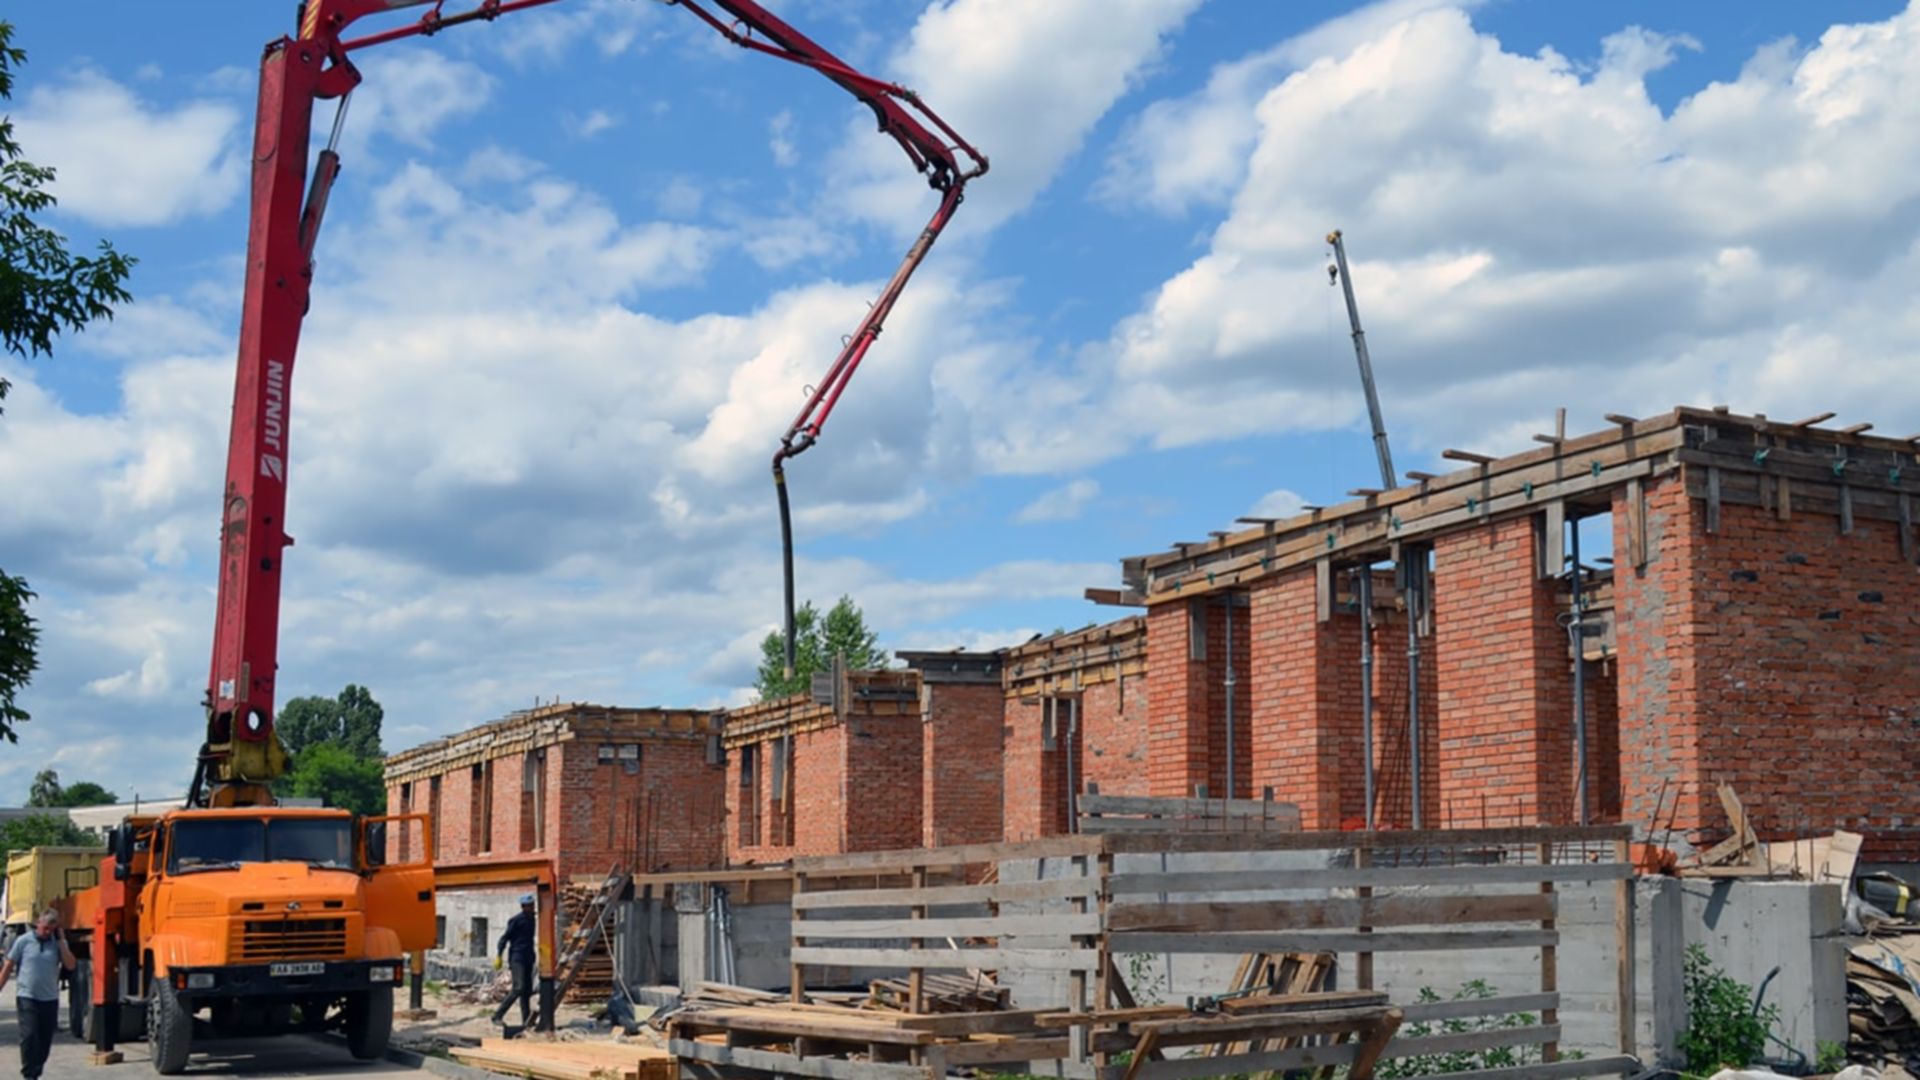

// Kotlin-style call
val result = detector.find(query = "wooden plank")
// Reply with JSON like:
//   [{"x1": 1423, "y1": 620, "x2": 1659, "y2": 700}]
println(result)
[
  {"x1": 1624, "y1": 478, "x2": 1646, "y2": 569},
  {"x1": 942, "y1": 1037, "x2": 1072, "y2": 1067},
  {"x1": 1106, "y1": 1041, "x2": 1357, "y2": 1080},
  {"x1": 1099, "y1": 824, "x2": 1628, "y2": 855},
  {"x1": 1399, "y1": 993, "x2": 1558, "y2": 1024},
  {"x1": 1539, "y1": 841, "x2": 1558, "y2": 1063},
  {"x1": 790, "y1": 946, "x2": 1101, "y2": 971},
  {"x1": 892, "y1": 1009, "x2": 1058, "y2": 1035},
  {"x1": 1315, "y1": 559, "x2": 1333, "y2": 623},
  {"x1": 794, "y1": 876, "x2": 1098, "y2": 910},
  {"x1": 1109, "y1": 929, "x2": 1557, "y2": 955},
  {"x1": 1114, "y1": 1006, "x2": 1392, "y2": 1046},
  {"x1": 677, "y1": 1009, "x2": 937, "y2": 1045},
  {"x1": 1410, "y1": 1057, "x2": 1640, "y2": 1080},
  {"x1": 1080, "y1": 794, "x2": 1301, "y2": 817},
  {"x1": 1540, "y1": 500, "x2": 1565, "y2": 580},
  {"x1": 1350, "y1": 1010, "x2": 1403, "y2": 1080},
  {"x1": 1036, "y1": 991, "x2": 1389, "y2": 1029},
  {"x1": 1356, "y1": 847, "x2": 1374, "y2": 990},
  {"x1": 1387, "y1": 1024, "x2": 1560, "y2": 1059},
  {"x1": 794, "y1": 836, "x2": 1102, "y2": 875},
  {"x1": 795, "y1": 913, "x2": 1104, "y2": 941},
  {"x1": 1108, "y1": 893, "x2": 1555, "y2": 933},
  {"x1": 669, "y1": 1040, "x2": 929, "y2": 1080},
  {"x1": 1077, "y1": 816, "x2": 1304, "y2": 834},
  {"x1": 1108, "y1": 861, "x2": 1632, "y2": 894}
]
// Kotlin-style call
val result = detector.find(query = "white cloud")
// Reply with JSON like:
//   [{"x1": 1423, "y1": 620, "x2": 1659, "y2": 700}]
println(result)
[
  {"x1": 1247, "y1": 489, "x2": 1306, "y2": 520},
  {"x1": 12, "y1": 72, "x2": 243, "y2": 227},
  {"x1": 769, "y1": 110, "x2": 798, "y2": 167},
  {"x1": 1015, "y1": 478, "x2": 1101, "y2": 523},
  {"x1": 1084, "y1": 1, "x2": 1920, "y2": 461},
  {"x1": 344, "y1": 51, "x2": 497, "y2": 152},
  {"x1": 567, "y1": 108, "x2": 620, "y2": 140},
  {"x1": 828, "y1": 0, "x2": 1204, "y2": 235}
]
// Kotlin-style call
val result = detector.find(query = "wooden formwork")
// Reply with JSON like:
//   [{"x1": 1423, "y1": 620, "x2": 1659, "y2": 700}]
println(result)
[{"x1": 668, "y1": 822, "x2": 1641, "y2": 1080}]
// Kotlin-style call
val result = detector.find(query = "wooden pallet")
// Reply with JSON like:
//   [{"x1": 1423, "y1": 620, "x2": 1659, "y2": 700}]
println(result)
[{"x1": 452, "y1": 1037, "x2": 674, "y2": 1080}]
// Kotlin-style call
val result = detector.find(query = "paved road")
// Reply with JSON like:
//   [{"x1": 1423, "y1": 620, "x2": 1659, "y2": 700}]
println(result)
[{"x1": 0, "y1": 999, "x2": 421, "y2": 1079}]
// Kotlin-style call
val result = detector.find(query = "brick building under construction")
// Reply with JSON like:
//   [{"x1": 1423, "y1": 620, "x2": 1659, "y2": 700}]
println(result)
[{"x1": 387, "y1": 406, "x2": 1920, "y2": 885}]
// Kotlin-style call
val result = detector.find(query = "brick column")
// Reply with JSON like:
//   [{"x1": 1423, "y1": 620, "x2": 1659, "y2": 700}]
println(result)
[
  {"x1": 1246, "y1": 568, "x2": 1362, "y2": 829},
  {"x1": 1146, "y1": 600, "x2": 1212, "y2": 797},
  {"x1": 1434, "y1": 515, "x2": 1573, "y2": 826}
]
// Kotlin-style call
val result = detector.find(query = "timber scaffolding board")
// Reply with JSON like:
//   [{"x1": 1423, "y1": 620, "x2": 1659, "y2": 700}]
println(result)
[
  {"x1": 1076, "y1": 792, "x2": 1303, "y2": 834},
  {"x1": 1101, "y1": 405, "x2": 1920, "y2": 605},
  {"x1": 668, "y1": 819, "x2": 1639, "y2": 1080},
  {"x1": 1003, "y1": 618, "x2": 1147, "y2": 696}
]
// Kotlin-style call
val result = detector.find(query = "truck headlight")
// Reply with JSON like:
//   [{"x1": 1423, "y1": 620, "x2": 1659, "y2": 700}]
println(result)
[
  {"x1": 371, "y1": 965, "x2": 396, "y2": 983},
  {"x1": 186, "y1": 973, "x2": 215, "y2": 990}
]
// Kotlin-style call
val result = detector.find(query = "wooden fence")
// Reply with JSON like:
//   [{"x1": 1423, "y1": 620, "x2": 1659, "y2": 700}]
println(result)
[
  {"x1": 671, "y1": 822, "x2": 1640, "y2": 1080},
  {"x1": 1076, "y1": 791, "x2": 1303, "y2": 834}
]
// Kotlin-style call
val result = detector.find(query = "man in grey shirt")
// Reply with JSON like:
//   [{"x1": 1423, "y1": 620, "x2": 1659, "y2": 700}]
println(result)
[{"x1": 0, "y1": 911, "x2": 77, "y2": 1080}]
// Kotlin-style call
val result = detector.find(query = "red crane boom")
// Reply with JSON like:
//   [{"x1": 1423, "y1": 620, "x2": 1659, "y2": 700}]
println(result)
[{"x1": 194, "y1": 0, "x2": 985, "y2": 804}]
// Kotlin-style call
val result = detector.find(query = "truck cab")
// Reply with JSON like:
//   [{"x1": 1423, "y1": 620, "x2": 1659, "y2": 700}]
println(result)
[{"x1": 88, "y1": 807, "x2": 431, "y2": 1074}]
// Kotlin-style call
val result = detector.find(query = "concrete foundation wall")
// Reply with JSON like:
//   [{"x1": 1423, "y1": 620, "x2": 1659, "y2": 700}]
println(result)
[{"x1": 428, "y1": 886, "x2": 523, "y2": 985}]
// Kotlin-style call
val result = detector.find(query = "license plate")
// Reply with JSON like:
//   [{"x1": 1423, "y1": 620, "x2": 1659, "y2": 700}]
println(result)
[{"x1": 270, "y1": 962, "x2": 325, "y2": 977}]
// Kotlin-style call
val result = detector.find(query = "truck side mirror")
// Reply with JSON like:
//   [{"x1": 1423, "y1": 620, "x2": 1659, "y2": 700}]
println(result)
[
  {"x1": 111, "y1": 826, "x2": 131, "y2": 881},
  {"x1": 363, "y1": 821, "x2": 387, "y2": 869}
]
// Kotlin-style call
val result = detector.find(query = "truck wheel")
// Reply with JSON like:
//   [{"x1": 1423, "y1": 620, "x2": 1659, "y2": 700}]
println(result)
[
  {"x1": 148, "y1": 979, "x2": 193, "y2": 1075},
  {"x1": 344, "y1": 986, "x2": 393, "y2": 1061},
  {"x1": 68, "y1": 961, "x2": 89, "y2": 1040}
]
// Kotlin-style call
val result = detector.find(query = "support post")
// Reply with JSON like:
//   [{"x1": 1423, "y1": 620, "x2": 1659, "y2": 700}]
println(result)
[
  {"x1": 1358, "y1": 569, "x2": 1375, "y2": 828},
  {"x1": 1538, "y1": 841, "x2": 1558, "y2": 1063},
  {"x1": 1569, "y1": 518, "x2": 1588, "y2": 826},
  {"x1": 409, "y1": 950, "x2": 425, "y2": 1011},
  {"x1": 537, "y1": 976, "x2": 556, "y2": 1033},
  {"x1": 1615, "y1": 837, "x2": 1636, "y2": 1056}
]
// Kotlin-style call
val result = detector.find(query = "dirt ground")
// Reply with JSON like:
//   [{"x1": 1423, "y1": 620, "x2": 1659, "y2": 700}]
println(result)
[{"x1": 391, "y1": 985, "x2": 665, "y2": 1058}]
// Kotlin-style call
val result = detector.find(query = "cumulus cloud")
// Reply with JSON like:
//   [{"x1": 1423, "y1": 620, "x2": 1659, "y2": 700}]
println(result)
[
  {"x1": 1083, "y1": 1, "x2": 1920, "y2": 463},
  {"x1": 12, "y1": 72, "x2": 243, "y2": 227},
  {"x1": 1015, "y1": 478, "x2": 1101, "y2": 523},
  {"x1": 828, "y1": 0, "x2": 1204, "y2": 235},
  {"x1": 1246, "y1": 489, "x2": 1306, "y2": 521}
]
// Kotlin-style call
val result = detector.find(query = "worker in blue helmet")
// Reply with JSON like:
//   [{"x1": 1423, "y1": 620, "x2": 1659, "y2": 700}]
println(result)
[{"x1": 491, "y1": 894, "x2": 537, "y2": 1029}]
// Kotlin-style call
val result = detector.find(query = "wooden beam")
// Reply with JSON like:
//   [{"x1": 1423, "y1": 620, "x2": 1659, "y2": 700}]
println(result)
[
  {"x1": 1790, "y1": 411, "x2": 1837, "y2": 428},
  {"x1": 790, "y1": 945, "x2": 1101, "y2": 971},
  {"x1": 1603, "y1": 413, "x2": 1639, "y2": 426},
  {"x1": 1443, "y1": 448, "x2": 1497, "y2": 464},
  {"x1": 794, "y1": 913, "x2": 1102, "y2": 940},
  {"x1": 1108, "y1": 862, "x2": 1631, "y2": 895},
  {"x1": 794, "y1": 876, "x2": 1097, "y2": 910},
  {"x1": 1405, "y1": 470, "x2": 1440, "y2": 482},
  {"x1": 1108, "y1": 893, "x2": 1556, "y2": 933},
  {"x1": 1109, "y1": 929, "x2": 1558, "y2": 955},
  {"x1": 1843, "y1": 422, "x2": 1874, "y2": 435}
]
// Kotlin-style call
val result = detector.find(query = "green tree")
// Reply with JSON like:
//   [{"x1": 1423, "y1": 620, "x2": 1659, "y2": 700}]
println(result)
[
  {"x1": 756, "y1": 596, "x2": 886, "y2": 700},
  {"x1": 0, "y1": 813, "x2": 94, "y2": 853},
  {"x1": 25, "y1": 767, "x2": 60, "y2": 807},
  {"x1": 278, "y1": 683, "x2": 384, "y2": 760},
  {"x1": 0, "y1": 20, "x2": 137, "y2": 744},
  {"x1": 286, "y1": 742, "x2": 386, "y2": 816},
  {"x1": 53, "y1": 780, "x2": 115, "y2": 807}
]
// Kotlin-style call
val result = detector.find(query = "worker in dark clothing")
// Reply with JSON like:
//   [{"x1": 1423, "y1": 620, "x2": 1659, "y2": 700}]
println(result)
[{"x1": 491, "y1": 895, "x2": 537, "y2": 1028}]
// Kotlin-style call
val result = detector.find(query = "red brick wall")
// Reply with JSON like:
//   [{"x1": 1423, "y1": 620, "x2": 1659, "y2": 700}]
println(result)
[
  {"x1": 1247, "y1": 570, "x2": 1356, "y2": 828},
  {"x1": 844, "y1": 714, "x2": 925, "y2": 853},
  {"x1": 791, "y1": 726, "x2": 847, "y2": 857},
  {"x1": 1616, "y1": 470, "x2": 1920, "y2": 858},
  {"x1": 1434, "y1": 515, "x2": 1574, "y2": 827},
  {"x1": 553, "y1": 739, "x2": 724, "y2": 878},
  {"x1": 1147, "y1": 601, "x2": 1211, "y2": 796},
  {"x1": 922, "y1": 683, "x2": 1005, "y2": 848},
  {"x1": 1080, "y1": 676, "x2": 1149, "y2": 799},
  {"x1": 1002, "y1": 697, "x2": 1049, "y2": 842}
]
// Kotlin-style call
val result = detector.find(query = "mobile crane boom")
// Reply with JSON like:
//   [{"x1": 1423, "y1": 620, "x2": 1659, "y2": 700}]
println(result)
[{"x1": 195, "y1": 0, "x2": 986, "y2": 805}]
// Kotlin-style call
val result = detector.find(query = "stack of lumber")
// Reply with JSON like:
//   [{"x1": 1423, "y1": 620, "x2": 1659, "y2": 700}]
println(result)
[
  {"x1": 560, "y1": 880, "x2": 618, "y2": 1004},
  {"x1": 1204, "y1": 952, "x2": 1335, "y2": 1058},
  {"x1": 452, "y1": 1037, "x2": 674, "y2": 1080},
  {"x1": 868, "y1": 973, "x2": 1007, "y2": 1013},
  {"x1": 670, "y1": 1001, "x2": 1065, "y2": 1075}
]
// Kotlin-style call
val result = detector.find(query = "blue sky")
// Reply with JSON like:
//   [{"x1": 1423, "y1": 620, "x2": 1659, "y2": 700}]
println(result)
[{"x1": 3, "y1": 0, "x2": 1917, "y2": 801}]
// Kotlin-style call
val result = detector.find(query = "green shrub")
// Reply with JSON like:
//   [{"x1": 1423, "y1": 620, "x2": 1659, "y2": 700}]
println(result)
[
  {"x1": 1377, "y1": 980, "x2": 1550, "y2": 1077},
  {"x1": 1678, "y1": 945, "x2": 1778, "y2": 1074}
]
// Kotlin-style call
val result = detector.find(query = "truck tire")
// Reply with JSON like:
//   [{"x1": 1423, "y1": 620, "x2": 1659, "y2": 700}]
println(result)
[
  {"x1": 344, "y1": 986, "x2": 393, "y2": 1061},
  {"x1": 68, "y1": 961, "x2": 89, "y2": 1039},
  {"x1": 149, "y1": 979, "x2": 193, "y2": 1075}
]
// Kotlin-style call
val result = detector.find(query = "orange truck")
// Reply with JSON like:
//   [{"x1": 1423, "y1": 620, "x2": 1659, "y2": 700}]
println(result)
[{"x1": 71, "y1": 808, "x2": 433, "y2": 1073}]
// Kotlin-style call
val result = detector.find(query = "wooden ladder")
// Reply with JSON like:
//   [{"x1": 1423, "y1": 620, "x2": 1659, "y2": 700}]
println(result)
[{"x1": 551, "y1": 863, "x2": 633, "y2": 1004}]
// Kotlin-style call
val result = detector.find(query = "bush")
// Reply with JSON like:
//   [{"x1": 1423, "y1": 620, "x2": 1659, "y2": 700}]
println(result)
[{"x1": 1678, "y1": 944, "x2": 1778, "y2": 1074}]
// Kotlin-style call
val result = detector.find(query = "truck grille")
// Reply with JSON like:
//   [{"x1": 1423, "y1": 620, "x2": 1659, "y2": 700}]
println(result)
[{"x1": 234, "y1": 918, "x2": 348, "y2": 961}]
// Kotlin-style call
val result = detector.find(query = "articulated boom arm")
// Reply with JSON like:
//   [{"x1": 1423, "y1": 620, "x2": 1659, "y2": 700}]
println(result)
[{"x1": 197, "y1": 0, "x2": 985, "y2": 804}]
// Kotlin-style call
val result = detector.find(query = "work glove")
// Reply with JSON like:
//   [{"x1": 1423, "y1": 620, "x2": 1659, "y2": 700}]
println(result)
[{"x1": 493, "y1": 955, "x2": 503, "y2": 971}]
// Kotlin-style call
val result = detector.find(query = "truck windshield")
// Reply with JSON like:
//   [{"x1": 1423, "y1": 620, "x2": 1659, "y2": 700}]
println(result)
[{"x1": 169, "y1": 818, "x2": 354, "y2": 873}]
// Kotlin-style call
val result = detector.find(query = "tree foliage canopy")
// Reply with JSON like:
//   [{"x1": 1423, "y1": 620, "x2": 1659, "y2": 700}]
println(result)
[
  {"x1": 278, "y1": 683, "x2": 385, "y2": 760},
  {"x1": 0, "y1": 21, "x2": 136, "y2": 744},
  {"x1": 25, "y1": 769, "x2": 116, "y2": 807},
  {"x1": 0, "y1": 812, "x2": 94, "y2": 853},
  {"x1": 275, "y1": 685, "x2": 386, "y2": 813},
  {"x1": 286, "y1": 742, "x2": 386, "y2": 817},
  {"x1": 755, "y1": 595, "x2": 886, "y2": 700}
]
